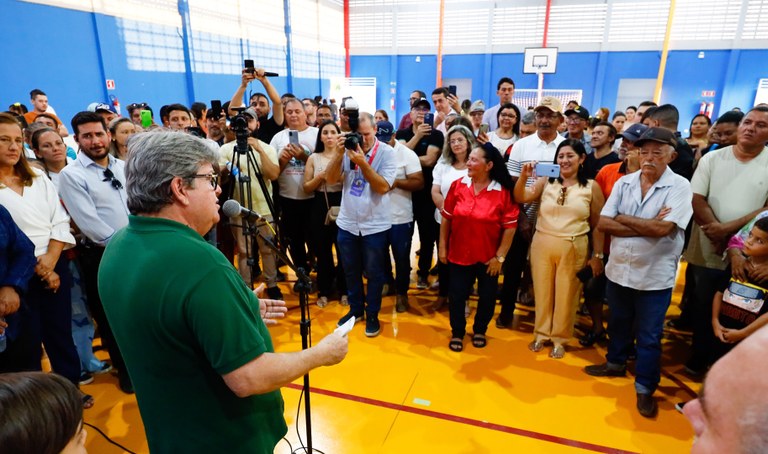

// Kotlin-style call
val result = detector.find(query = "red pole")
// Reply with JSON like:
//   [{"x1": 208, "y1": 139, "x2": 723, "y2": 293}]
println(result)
[
  {"x1": 543, "y1": 0, "x2": 552, "y2": 47},
  {"x1": 344, "y1": 0, "x2": 350, "y2": 77}
]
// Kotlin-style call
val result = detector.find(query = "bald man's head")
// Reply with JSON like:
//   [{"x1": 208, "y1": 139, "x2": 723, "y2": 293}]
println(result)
[{"x1": 684, "y1": 326, "x2": 768, "y2": 453}]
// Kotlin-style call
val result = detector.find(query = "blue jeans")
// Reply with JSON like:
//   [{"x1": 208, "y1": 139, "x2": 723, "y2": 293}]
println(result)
[
  {"x1": 605, "y1": 280, "x2": 671, "y2": 394},
  {"x1": 337, "y1": 228, "x2": 390, "y2": 315},
  {"x1": 386, "y1": 222, "x2": 413, "y2": 296},
  {"x1": 69, "y1": 259, "x2": 108, "y2": 373},
  {"x1": 448, "y1": 262, "x2": 498, "y2": 338}
]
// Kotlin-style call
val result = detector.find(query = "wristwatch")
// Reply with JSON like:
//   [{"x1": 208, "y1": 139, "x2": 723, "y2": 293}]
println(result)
[
  {"x1": 495, "y1": 255, "x2": 506, "y2": 263},
  {"x1": 592, "y1": 253, "x2": 604, "y2": 259}
]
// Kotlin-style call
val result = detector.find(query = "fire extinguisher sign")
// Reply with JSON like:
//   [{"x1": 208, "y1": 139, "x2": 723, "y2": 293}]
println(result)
[{"x1": 106, "y1": 79, "x2": 116, "y2": 90}]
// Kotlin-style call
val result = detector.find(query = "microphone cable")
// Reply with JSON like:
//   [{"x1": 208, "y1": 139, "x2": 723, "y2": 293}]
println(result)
[{"x1": 84, "y1": 421, "x2": 138, "y2": 454}]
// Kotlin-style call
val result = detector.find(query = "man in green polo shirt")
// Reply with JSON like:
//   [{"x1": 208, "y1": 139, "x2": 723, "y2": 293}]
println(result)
[{"x1": 98, "y1": 131, "x2": 348, "y2": 453}]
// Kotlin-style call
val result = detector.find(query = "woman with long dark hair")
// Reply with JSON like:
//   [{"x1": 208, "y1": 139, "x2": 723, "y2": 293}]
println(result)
[
  {"x1": 303, "y1": 120, "x2": 347, "y2": 307},
  {"x1": 514, "y1": 139, "x2": 606, "y2": 359},
  {"x1": 438, "y1": 146, "x2": 518, "y2": 351},
  {"x1": 686, "y1": 113, "x2": 712, "y2": 161},
  {"x1": 0, "y1": 113, "x2": 87, "y2": 404}
]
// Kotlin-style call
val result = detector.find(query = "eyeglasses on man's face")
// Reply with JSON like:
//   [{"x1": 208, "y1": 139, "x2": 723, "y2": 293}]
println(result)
[{"x1": 191, "y1": 173, "x2": 218, "y2": 189}]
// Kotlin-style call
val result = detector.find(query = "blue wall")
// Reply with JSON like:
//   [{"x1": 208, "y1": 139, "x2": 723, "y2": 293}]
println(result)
[
  {"x1": 2, "y1": 0, "x2": 765, "y2": 131},
  {"x1": 0, "y1": 0, "x2": 330, "y2": 126},
  {"x1": 353, "y1": 48, "x2": 768, "y2": 132}
]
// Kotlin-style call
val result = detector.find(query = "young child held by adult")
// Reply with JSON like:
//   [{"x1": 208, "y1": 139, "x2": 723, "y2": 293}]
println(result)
[{"x1": 711, "y1": 217, "x2": 768, "y2": 353}]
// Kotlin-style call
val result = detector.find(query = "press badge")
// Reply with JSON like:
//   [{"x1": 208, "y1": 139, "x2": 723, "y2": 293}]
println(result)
[{"x1": 349, "y1": 176, "x2": 366, "y2": 197}]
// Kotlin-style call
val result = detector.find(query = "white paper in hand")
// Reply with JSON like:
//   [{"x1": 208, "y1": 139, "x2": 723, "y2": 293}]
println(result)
[{"x1": 335, "y1": 316, "x2": 355, "y2": 336}]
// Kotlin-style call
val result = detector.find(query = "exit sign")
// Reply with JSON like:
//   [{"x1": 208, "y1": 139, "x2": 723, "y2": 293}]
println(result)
[{"x1": 701, "y1": 90, "x2": 715, "y2": 97}]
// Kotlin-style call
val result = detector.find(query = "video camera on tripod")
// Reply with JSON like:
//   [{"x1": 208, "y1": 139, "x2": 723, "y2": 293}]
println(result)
[{"x1": 229, "y1": 107, "x2": 255, "y2": 154}]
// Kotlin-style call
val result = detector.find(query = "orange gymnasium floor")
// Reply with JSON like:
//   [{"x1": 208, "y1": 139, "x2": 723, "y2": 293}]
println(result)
[{"x1": 75, "y1": 262, "x2": 698, "y2": 454}]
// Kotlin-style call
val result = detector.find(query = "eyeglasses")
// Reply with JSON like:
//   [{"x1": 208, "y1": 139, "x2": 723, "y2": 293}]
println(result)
[
  {"x1": 449, "y1": 138, "x2": 466, "y2": 145},
  {"x1": 191, "y1": 173, "x2": 218, "y2": 189},
  {"x1": 127, "y1": 103, "x2": 148, "y2": 111},
  {"x1": 0, "y1": 136, "x2": 24, "y2": 147},
  {"x1": 102, "y1": 168, "x2": 124, "y2": 190},
  {"x1": 566, "y1": 117, "x2": 584, "y2": 124},
  {"x1": 412, "y1": 107, "x2": 429, "y2": 113},
  {"x1": 557, "y1": 186, "x2": 567, "y2": 206}
]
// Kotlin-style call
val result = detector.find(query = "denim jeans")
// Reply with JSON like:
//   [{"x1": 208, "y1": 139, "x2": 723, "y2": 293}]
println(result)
[
  {"x1": 337, "y1": 228, "x2": 390, "y2": 315},
  {"x1": 386, "y1": 222, "x2": 413, "y2": 296},
  {"x1": 605, "y1": 280, "x2": 672, "y2": 394},
  {"x1": 448, "y1": 262, "x2": 498, "y2": 338}
]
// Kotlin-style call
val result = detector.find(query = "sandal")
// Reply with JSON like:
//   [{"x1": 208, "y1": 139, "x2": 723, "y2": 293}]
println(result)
[
  {"x1": 528, "y1": 340, "x2": 545, "y2": 352},
  {"x1": 472, "y1": 333, "x2": 487, "y2": 348},
  {"x1": 81, "y1": 392, "x2": 95, "y2": 409},
  {"x1": 448, "y1": 337, "x2": 464, "y2": 352},
  {"x1": 549, "y1": 344, "x2": 565, "y2": 359}
]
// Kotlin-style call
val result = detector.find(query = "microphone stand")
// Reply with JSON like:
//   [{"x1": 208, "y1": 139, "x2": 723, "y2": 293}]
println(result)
[{"x1": 240, "y1": 219, "x2": 316, "y2": 453}]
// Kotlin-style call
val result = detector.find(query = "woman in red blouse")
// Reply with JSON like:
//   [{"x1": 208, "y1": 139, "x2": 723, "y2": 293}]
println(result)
[{"x1": 438, "y1": 146, "x2": 518, "y2": 352}]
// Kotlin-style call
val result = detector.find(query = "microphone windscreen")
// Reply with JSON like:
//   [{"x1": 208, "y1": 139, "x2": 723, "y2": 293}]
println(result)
[{"x1": 222, "y1": 199, "x2": 242, "y2": 218}]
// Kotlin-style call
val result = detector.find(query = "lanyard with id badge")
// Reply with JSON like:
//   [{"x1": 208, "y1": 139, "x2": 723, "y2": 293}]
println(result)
[{"x1": 349, "y1": 141, "x2": 379, "y2": 197}]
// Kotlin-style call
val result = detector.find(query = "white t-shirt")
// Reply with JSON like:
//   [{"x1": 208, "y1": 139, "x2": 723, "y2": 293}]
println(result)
[
  {"x1": 488, "y1": 131, "x2": 518, "y2": 159},
  {"x1": 270, "y1": 126, "x2": 318, "y2": 200},
  {"x1": 685, "y1": 146, "x2": 768, "y2": 269},
  {"x1": 432, "y1": 158, "x2": 468, "y2": 224},
  {"x1": 390, "y1": 141, "x2": 422, "y2": 225}
]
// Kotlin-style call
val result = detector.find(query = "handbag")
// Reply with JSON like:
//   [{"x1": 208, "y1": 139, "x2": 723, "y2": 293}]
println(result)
[{"x1": 323, "y1": 184, "x2": 340, "y2": 225}]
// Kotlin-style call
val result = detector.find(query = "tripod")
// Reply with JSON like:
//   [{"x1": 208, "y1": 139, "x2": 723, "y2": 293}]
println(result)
[
  {"x1": 226, "y1": 119, "x2": 317, "y2": 452},
  {"x1": 246, "y1": 220, "x2": 316, "y2": 453}
]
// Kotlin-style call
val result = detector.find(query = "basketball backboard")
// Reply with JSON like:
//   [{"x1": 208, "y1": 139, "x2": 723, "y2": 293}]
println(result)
[{"x1": 523, "y1": 47, "x2": 558, "y2": 74}]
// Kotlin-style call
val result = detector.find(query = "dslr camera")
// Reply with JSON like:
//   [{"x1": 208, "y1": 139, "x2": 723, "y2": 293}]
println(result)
[{"x1": 342, "y1": 97, "x2": 363, "y2": 150}]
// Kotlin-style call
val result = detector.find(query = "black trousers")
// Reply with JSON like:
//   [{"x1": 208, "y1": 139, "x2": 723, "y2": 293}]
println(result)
[
  {"x1": 78, "y1": 244, "x2": 128, "y2": 378},
  {"x1": 498, "y1": 231, "x2": 531, "y2": 315},
  {"x1": 0, "y1": 256, "x2": 80, "y2": 385},
  {"x1": 413, "y1": 191, "x2": 438, "y2": 279},
  {"x1": 279, "y1": 197, "x2": 315, "y2": 272},
  {"x1": 311, "y1": 192, "x2": 346, "y2": 297}
]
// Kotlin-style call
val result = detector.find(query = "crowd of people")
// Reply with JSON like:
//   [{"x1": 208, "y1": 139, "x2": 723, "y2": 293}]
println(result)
[{"x1": 1, "y1": 67, "x2": 768, "y2": 452}]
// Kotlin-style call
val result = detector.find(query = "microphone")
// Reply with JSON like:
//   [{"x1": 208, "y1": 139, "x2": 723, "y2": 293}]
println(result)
[
  {"x1": 263, "y1": 71, "x2": 279, "y2": 77},
  {"x1": 222, "y1": 199, "x2": 264, "y2": 223}
]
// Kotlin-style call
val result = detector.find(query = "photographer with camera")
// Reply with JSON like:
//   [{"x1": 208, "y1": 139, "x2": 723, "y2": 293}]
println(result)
[
  {"x1": 218, "y1": 107, "x2": 282, "y2": 299},
  {"x1": 229, "y1": 66, "x2": 284, "y2": 143},
  {"x1": 325, "y1": 109, "x2": 397, "y2": 337}
]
